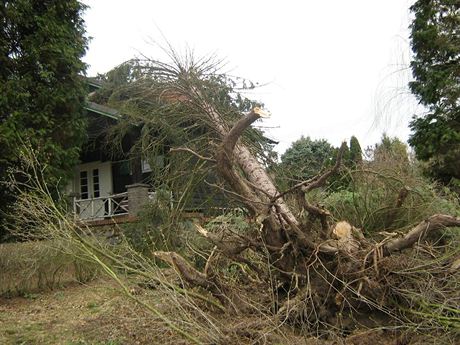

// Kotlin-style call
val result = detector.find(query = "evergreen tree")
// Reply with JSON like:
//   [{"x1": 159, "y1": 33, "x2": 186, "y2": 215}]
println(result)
[
  {"x1": 408, "y1": 0, "x2": 460, "y2": 187},
  {"x1": 279, "y1": 136, "x2": 335, "y2": 186},
  {"x1": 373, "y1": 134, "x2": 409, "y2": 163},
  {"x1": 349, "y1": 135, "x2": 363, "y2": 166},
  {"x1": 0, "y1": 0, "x2": 88, "y2": 237}
]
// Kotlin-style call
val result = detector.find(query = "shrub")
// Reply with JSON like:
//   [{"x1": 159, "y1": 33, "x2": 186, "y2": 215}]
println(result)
[
  {"x1": 323, "y1": 138, "x2": 459, "y2": 234},
  {"x1": 0, "y1": 240, "x2": 100, "y2": 297},
  {"x1": 121, "y1": 190, "x2": 182, "y2": 256}
]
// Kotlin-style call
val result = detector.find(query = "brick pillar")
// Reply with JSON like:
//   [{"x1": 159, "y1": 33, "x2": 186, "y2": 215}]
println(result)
[{"x1": 126, "y1": 183, "x2": 150, "y2": 216}]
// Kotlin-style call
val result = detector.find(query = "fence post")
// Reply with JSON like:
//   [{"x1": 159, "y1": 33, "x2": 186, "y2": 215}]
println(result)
[
  {"x1": 73, "y1": 198, "x2": 77, "y2": 219},
  {"x1": 108, "y1": 197, "x2": 112, "y2": 217}
]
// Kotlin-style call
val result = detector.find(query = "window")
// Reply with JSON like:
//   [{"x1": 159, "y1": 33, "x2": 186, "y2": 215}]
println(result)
[
  {"x1": 141, "y1": 159, "x2": 152, "y2": 173},
  {"x1": 92, "y1": 169, "x2": 100, "y2": 198},
  {"x1": 80, "y1": 171, "x2": 88, "y2": 199}
]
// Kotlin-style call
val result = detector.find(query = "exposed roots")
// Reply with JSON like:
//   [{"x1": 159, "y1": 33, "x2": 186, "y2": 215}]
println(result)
[{"x1": 153, "y1": 212, "x2": 460, "y2": 339}]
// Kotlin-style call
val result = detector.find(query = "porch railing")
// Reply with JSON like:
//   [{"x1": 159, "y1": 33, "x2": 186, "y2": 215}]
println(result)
[{"x1": 73, "y1": 192, "x2": 129, "y2": 220}]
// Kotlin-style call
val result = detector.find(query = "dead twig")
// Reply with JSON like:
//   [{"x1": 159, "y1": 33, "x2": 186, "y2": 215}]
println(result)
[
  {"x1": 384, "y1": 186, "x2": 410, "y2": 229},
  {"x1": 169, "y1": 147, "x2": 216, "y2": 163}
]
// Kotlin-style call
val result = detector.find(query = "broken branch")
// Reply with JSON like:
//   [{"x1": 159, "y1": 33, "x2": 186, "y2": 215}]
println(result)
[
  {"x1": 273, "y1": 141, "x2": 348, "y2": 202},
  {"x1": 383, "y1": 214, "x2": 460, "y2": 255},
  {"x1": 301, "y1": 141, "x2": 347, "y2": 194}
]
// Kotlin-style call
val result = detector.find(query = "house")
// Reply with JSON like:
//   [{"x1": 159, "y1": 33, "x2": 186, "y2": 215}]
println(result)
[
  {"x1": 67, "y1": 80, "x2": 154, "y2": 223},
  {"x1": 68, "y1": 78, "x2": 275, "y2": 224}
]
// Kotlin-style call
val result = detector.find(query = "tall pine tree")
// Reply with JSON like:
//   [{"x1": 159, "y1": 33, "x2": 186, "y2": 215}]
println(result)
[
  {"x1": 408, "y1": 0, "x2": 460, "y2": 187},
  {"x1": 0, "y1": 0, "x2": 88, "y2": 237},
  {"x1": 349, "y1": 135, "x2": 363, "y2": 166}
]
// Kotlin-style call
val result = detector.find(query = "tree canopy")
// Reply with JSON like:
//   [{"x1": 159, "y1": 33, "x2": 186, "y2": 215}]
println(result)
[
  {"x1": 408, "y1": 0, "x2": 460, "y2": 188},
  {"x1": 0, "y1": 0, "x2": 88, "y2": 235},
  {"x1": 279, "y1": 136, "x2": 335, "y2": 185},
  {"x1": 373, "y1": 134, "x2": 409, "y2": 163}
]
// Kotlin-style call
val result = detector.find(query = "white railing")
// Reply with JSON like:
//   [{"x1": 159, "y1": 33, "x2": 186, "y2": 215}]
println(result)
[{"x1": 73, "y1": 192, "x2": 129, "y2": 220}]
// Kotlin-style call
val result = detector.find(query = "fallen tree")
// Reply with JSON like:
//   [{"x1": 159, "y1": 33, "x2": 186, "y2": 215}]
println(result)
[
  {"x1": 100, "y1": 55, "x2": 460, "y2": 335},
  {"x1": 155, "y1": 96, "x2": 460, "y2": 315},
  {"x1": 11, "y1": 54, "x2": 460, "y2": 343}
]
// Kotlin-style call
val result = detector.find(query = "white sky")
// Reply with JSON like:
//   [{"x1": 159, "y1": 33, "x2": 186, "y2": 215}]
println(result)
[{"x1": 82, "y1": 0, "x2": 421, "y2": 154}]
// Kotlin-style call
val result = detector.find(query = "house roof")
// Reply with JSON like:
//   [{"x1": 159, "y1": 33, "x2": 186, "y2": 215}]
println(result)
[
  {"x1": 85, "y1": 101, "x2": 120, "y2": 120},
  {"x1": 86, "y1": 77, "x2": 104, "y2": 90}
]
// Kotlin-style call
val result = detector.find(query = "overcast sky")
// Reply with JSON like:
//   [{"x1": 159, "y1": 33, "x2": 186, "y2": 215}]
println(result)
[{"x1": 82, "y1": 0, "x2": 421, "y2": 154}]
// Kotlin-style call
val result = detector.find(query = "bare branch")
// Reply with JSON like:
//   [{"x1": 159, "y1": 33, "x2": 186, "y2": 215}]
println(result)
[
  {"x1": 153, "y1": 250, "x2": 248, "y2": 312},
  {"x1": 221, "y1": 109, "x2": 262, "y2": 156},
  {"x1": 169, "y1": 147, "x2": 216, "y2": 163},
  {"x1": 273, "y1": 141, "x2": 348, "y2": 202},
  {"x1": 153, "y1": 251, "x2": 210, "y2": 289},
  {"x1": 383, "y1": 214, "x2": 460, "y2": 255},
  {"x1": 301, "y1": 141, "x2": 347, "y2": 193},
  {"x1": 384, "y1": 186, "x2": 410, "y2": 229}
]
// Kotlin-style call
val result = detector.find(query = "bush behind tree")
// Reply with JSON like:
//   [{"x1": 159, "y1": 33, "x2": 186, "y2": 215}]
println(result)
[{"x1": 324, "y1": 135, "x2": 459, "y2": 234}]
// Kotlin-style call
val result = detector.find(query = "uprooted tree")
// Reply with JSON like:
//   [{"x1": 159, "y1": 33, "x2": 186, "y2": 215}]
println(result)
[
  {"x1": 12, "y1": 54, "x2": 460, "y2": 343},
  {"x1": 88, "y1": 55, "x2": 460, "y2": 327}
]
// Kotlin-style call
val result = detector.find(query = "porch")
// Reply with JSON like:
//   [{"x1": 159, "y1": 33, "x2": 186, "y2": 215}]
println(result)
[{"x1": 72, "y1": 184, "x2": 154, "y2": 223}]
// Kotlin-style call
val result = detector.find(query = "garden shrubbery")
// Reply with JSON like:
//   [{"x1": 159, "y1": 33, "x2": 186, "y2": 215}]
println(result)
[
  {"x1": 323, "y1": 136, "x2": 459, "y2": 235},
  {"x1": 0, "y1": 240, "x2": 101, "y2": 297}
]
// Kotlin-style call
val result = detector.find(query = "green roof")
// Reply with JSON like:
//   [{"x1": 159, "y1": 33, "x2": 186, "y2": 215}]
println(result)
[
  {"x1": 86, "y1": 77, "x2": 104, "y2": 89},
  {"x1": 85, "y1": 101, "x2": 120, "y2": 120}
]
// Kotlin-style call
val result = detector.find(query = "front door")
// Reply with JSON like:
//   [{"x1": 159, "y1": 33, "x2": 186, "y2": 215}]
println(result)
[{"x1": 74, "y1": 161, "x2": 112, "y2": 219}]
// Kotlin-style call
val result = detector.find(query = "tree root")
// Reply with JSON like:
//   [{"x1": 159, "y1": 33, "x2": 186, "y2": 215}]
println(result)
[
  {"x1": 383, "y1": 214, "x2": 460, "y2": 255},
  {"x1": 153, "y1": 251, "x2": 250, "y2": 313}
]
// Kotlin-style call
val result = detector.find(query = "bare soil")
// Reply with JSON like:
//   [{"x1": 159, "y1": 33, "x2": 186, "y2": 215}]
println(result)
[{"x1": 0, "y1": 279, "x2": 163, "y2": 345}]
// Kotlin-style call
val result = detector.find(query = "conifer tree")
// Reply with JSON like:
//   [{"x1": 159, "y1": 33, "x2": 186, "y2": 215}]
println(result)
[
  {"x1": 0, "y1": 0, "x2": 88, "y2": 236},
  {"x1": 408, "y1": 0, "x2": 460, "y2": 187}
]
